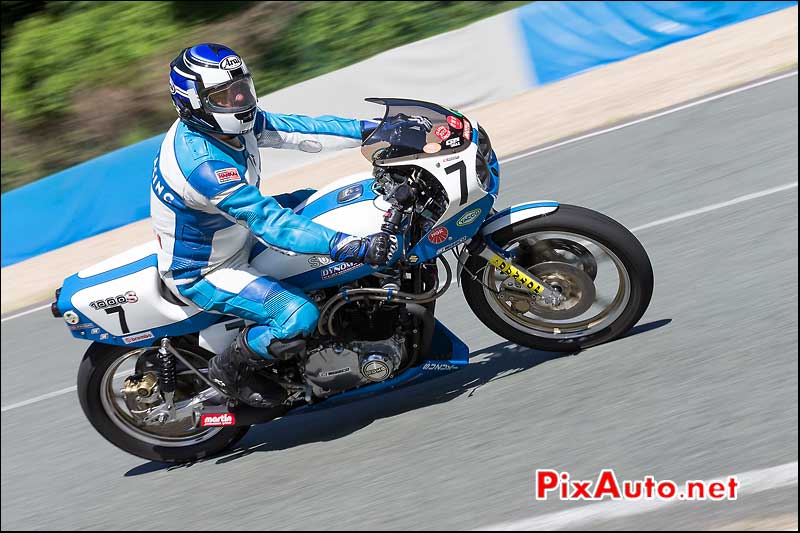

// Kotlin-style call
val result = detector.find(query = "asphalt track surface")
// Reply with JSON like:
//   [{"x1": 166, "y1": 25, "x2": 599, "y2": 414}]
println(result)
[{"x1": 1, "y1": 76, "x2": 797, "y2": 530}]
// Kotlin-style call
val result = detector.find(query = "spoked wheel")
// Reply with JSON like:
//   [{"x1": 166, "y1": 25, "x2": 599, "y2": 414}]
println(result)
[
  {"x1": 78, "y1": 342, "x2": 250, "y2": 463},
  {"x1": 462, "y1": 205, "x2": 653, "y2": 352}
]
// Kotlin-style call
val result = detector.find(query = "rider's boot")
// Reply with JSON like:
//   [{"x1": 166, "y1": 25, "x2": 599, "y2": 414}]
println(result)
[{"x1": 208, "y1": 328, "x2": 303, "y2": 408}]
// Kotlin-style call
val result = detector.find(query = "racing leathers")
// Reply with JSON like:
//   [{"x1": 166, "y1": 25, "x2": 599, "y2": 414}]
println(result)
[{"x1": 150, "y1": 109, "x2": 377, "y2": 360}]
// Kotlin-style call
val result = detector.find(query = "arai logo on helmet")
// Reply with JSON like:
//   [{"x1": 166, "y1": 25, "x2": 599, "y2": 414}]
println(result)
[
  {"x1": 457, "y1": 208, "x2": 482, "y2": 227},
  {"x1": 219, "y1": 55, "x2": 243, "y2": 70}
]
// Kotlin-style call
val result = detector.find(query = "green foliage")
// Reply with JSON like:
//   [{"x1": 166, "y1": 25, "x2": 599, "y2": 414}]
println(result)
[{"x1": 1, "y1": 2, "x2": 180, "y2": 124}]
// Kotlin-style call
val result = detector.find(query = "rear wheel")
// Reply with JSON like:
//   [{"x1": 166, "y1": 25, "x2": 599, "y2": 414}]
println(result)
[
  {"x1": 461, "y1": 205, "x2": 653, "y2": 352},
  {"x1": 77, "y1": 342, "x2": 251, "y2": 463}
]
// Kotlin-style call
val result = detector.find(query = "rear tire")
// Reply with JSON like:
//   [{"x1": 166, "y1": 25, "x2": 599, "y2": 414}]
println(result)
[
  {"x1": 462, "y1": 204, "x2": 653, "y2": 352},
  {"x1": 77, "y1": 342, "x2": 251, "y2": 463}
]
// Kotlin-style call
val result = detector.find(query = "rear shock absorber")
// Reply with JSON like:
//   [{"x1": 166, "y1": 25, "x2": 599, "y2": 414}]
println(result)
[{"x1": 157, "y1": 338, "x2": 177, "y2": 419}]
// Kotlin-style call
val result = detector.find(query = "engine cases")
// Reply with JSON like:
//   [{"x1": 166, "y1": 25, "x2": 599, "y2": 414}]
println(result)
[{"x1": 303, "y1": 335, "x2": 406, "y2": 398}]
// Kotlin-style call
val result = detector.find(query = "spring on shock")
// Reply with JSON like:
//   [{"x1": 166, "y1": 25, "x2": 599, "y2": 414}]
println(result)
[{"x1": 157, "y1": 347, "x2": 177, "y2": 394}]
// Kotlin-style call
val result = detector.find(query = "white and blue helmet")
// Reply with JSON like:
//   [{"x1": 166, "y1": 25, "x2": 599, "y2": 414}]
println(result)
[{"x1": 169, "y1": 43, "x2": 258, "y2": 135}]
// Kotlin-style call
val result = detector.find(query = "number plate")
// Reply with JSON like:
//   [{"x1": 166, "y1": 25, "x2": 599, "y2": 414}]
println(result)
[{"x1": 489, "y1": 255, "x2": 545, "y2": 295}]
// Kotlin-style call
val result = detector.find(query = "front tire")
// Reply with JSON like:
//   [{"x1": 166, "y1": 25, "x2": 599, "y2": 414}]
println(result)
[
  {"x1": 462, "y1": 205, "x2": 653, "y2": 352},
  {"x1": 77, "y1": 342, "x2": 251, "y2": 463}
]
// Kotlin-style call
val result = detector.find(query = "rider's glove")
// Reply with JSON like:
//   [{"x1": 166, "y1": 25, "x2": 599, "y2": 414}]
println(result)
[
  {"x1": 330, "y1": 232, "x2": 391, "y2": 266},
  {"x1": 389, "y1": 113, "x2": 433, "y2": 132},
  {"x1": 364, "y1": 114, "x2": 434, "y2": 143}
]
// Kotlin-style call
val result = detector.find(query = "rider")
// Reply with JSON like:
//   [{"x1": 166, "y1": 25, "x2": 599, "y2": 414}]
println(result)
[{"x1": 152, "y1": 43, "x2": 390, "y2": 407}]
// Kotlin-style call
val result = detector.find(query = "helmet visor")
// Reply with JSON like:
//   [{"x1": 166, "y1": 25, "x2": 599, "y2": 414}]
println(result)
[{"x1": 204, "y1": 77, "x2": 257, "y2": 113}]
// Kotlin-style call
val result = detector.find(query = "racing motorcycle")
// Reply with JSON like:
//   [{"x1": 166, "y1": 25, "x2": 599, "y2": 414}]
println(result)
[{"x1": 51, "y1": 99, "x2": 653, "y2": 463}]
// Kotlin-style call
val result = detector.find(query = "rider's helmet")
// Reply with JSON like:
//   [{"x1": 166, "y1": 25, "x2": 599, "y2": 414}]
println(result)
[{"x1": 169, "y1": 43, "x2": 258, "y2": 135}]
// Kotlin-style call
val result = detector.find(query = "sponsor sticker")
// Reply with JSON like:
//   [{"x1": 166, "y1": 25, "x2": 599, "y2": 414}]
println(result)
[
  {"x1": 90, "y1": 328, "x2": 100, "y2": 335},
  {"x1": 434, "y1": 125, "x2": 451, "y2": 141},
  {"x1": 123, "y1": 331, "x2": 155, "y2": 345},
  {"x1": 70, "y1": 323, "x2": 96, "y2": 331},
  {"x1": 90, "y1": 293, "x2": 137, "y2": 310},
  {"x1": 200, "y1": 413, "x2": 236, "y2": 427},
  {"x1": 219, "y1": 56, "x2": 243, "y2": 70},
  {"x1": 99, "y1": 333, "x2": 109, "y2": 340},
  {"x1": 215, "y1": 168, "x2": 241, "y2": 184},
  {"x1": 407, "y1": 255, "x2": 419, "y2": 264},
  {"x1": 445, "y1": 137, "x2": 462, "y2": 148},
  {"x1": 462, "y1": 119, "x2": 472, "y2": 141},
  {"x1": 437, "y1": 236, "x2": 468, "y2": 255},
  {"x1": 423, "y1": 142, "x2": 442, "y2": 154},
  {"x1": 427, "y1": 226, "x2": 449, "y2": 245},
  {"x1": 308, "y1": 255, "x2": 333, "y2": 268},
  {"x1": 337, "y1": 184, "x2": 363, "y2": 203},
  {"x1": 446, "y1": 115, "x2": 463, "y2": 130},
  {"x1": 457, "y1": 208, "x2": 482, "y2": 227},
  {"x1": 423, "y1": 362, "x2": 460, "y2": 371},
  {"x1": 321, "y1": 262, "x2": 361, "y2": 280},
  {"x1": 489, "y1": 255, "x2": 545, "y2": 295}
]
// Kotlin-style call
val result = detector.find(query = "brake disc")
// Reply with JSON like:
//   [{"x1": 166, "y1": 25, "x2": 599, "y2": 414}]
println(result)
[
  {"x1": 518, "y1": 238, "x2": 598, "y2": 280},
  {"x1": 498, "y1": 261, "x2": 596, "y2": 321}
]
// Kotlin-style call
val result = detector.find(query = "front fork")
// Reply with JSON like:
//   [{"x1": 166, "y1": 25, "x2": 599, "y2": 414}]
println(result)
[
  {"x1": 460, "y1": 235, "x2": 565, "y2": 306},
  {"x1": 477, "y1": 249, "x2": 565, "y2": 306}
]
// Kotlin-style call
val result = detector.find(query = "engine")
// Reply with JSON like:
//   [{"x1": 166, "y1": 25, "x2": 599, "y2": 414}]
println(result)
[{"x1": 303, "y1": 334, "x2": 406, "y2": 398}]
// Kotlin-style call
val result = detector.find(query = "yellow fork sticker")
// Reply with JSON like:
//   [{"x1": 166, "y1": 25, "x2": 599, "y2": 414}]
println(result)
[{"x1": 489, "y1": 255, "x2": 545, "y2": 295}]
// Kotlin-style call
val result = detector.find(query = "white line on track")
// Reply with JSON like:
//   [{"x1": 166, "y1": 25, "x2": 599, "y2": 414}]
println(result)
[
  {"x1": 476, "y1": 461, "x2": 798, "y2": 531},
  {"x1": 1, "y1": 386, "x2": 77, "y2": 413},
  {"x1": 501, "y1": 70, "x2": 798, "y2": 164},
  {"x1": 1, "y1": 303, "x2": 52, "y2": 323},
  {"x1": 2, "y1": 71, "x2": 798, "y2": 412},
  {"x1": 630, "y1": 182, "x2": 798, "y2": 232}
]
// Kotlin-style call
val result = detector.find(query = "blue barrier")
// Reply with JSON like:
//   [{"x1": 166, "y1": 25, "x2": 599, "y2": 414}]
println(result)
[
  {"x1": 1, "y1": 1, "x2": 796, "y2": 266},
  {"x1": 1, "y1": 135, "x2": 164, "y2": 266},
  {"x1": 517, "y1": 1, "x2": 796, "y2": 85}
]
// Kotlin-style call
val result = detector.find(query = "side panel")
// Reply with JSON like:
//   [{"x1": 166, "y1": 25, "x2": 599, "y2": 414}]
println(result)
[
  {"x1": 406, "y1": 195, "x2": 495, "y2": 264},
  {"x1": 69, "y1": 266, "x2": 198, "y2": 336},
  {"x1": 58, "y1": 252, "x2": 222, "y2": 348}
]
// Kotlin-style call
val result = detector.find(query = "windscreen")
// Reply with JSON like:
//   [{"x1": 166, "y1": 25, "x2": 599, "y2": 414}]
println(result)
[{"x1": 361, "y1": 98, "x2": 472, "y2": 163}]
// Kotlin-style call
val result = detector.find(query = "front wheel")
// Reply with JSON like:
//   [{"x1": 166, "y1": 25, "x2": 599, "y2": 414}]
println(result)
[
  {"x1": 77, "y1": 342, "x2": 251, "y2": 463},
  {"x1": 461, "y1": 205, "x2": 653, "y2": 352}
]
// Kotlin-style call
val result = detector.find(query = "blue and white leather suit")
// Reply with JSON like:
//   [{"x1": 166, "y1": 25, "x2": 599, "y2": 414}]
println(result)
[{"x1": 150, "y1": 110, "x2": 373, "y2": 357}]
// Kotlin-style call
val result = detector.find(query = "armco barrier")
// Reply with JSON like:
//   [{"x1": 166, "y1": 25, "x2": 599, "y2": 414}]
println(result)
[
  {"x1": 1, "y1": 135, "x2": 164, "y2": 266},
  {"x1": 1, "y1": 1, "x2": 795, "y2": 267},
  {"x1": 516, "y1": 1, "x2": 797, "y2": 85}
]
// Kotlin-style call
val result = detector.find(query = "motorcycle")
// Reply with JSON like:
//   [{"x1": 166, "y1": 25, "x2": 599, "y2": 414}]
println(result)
[{"x1": 51, "y1": 98, "x2": 653, "y2": 463}]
